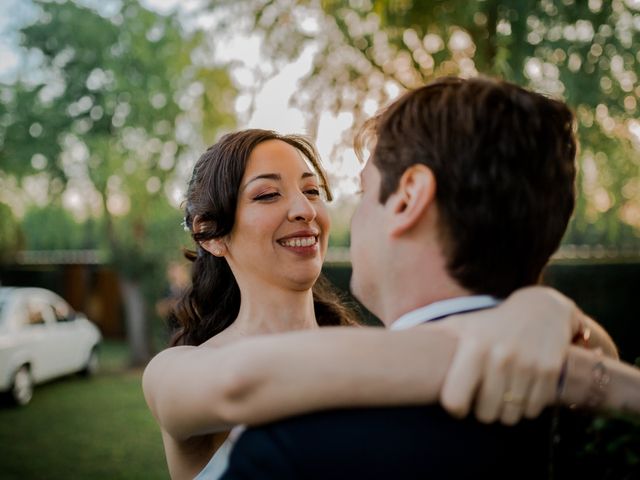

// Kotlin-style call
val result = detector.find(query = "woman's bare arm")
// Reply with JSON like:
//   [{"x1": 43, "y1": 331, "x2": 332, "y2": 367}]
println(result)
[
  {"x1": 142, "y1": 345, "x2": 241, "y2": 440},
  {"x1": 142, "y1": 287, "x2": 631, "y2": 440},
  {"x1": 561, "y1": 346, "x2": 639, "y2": 412},
  {"x1": 187, "y1": 327, "x2": 638, "y2": 427},
  {"x1": 210, "y1": 326, "x2": 457, "y2": 425},
  {"x1": 142, "y1": 326, "x2": 458, "y2": 440}
]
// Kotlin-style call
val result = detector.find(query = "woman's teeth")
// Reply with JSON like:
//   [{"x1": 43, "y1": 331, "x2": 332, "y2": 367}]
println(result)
[{"x1": 280, "y1": 236, "x2": 317, "y2": 247}]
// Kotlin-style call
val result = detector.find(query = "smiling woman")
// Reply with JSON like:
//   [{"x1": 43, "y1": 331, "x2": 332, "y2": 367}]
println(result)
[
  {"x1": 201, "y1": 139, "x2": 331, "y2": 295},
  {"x1": 171, "y1": 129, "x2": 358, "y2": 348},
  {"x1": 143, "y1": 129, "x2": 360, "y2": 479}
]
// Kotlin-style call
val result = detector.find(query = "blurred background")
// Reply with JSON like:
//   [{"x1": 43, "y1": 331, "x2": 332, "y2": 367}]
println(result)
[{"x1": 0, "y1": 0, "x2": 639, "y2": 478}]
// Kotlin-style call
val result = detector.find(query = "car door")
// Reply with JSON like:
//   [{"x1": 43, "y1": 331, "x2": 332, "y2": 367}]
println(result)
[
  {"x1": 51, "y1": 298, "x2": 86, "y2": 372},
  {"x1": 29, "y1": 295, "x2": 81, "y2": 380},
  {"x1": 19, "y1": 297, "x2": 54, "y2": 382}
]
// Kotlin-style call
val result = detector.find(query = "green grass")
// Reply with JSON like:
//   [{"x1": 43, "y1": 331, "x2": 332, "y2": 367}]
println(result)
[{"x1": 0, "y1": 341, "x2": 169, "y2": 480}]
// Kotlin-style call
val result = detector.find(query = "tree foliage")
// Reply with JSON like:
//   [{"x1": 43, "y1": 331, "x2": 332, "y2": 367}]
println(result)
[
  {"x1": 0, "y1": 202, "x2": 23, "y2": 263},
  {"x1": 212, "y1": 0, "x2": 640, "y2": 248},
  {"x1": 0, "y1": 0, "x2": 236, "y2": 273},
  {"x1": 21, "y1": 204, "x2": 92, "y2": 250}
]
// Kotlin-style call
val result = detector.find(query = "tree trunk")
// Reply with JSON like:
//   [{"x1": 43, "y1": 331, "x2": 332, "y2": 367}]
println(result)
[{"x1": 119, "y1": 277, "x2": 152, "y2": 366}]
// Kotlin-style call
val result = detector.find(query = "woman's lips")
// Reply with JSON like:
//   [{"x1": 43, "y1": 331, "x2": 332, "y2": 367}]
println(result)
[{"x1": 277, "y1": 233, "x2": 320, "y2": 256}]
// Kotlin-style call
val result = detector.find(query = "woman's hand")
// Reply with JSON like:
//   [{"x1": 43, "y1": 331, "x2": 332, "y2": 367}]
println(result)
[{"x1": 439, "y1": 286, "x2": 580, "y2": 425}]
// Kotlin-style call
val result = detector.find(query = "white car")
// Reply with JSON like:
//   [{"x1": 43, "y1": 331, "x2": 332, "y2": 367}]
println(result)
[{"x1": 0, "y1": 287, "x2": 102, "y2": 406}]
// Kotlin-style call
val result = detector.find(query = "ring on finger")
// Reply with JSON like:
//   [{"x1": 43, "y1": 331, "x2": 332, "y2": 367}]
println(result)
[{"x1": 502, "y1": 390, "x2": 525, "y2": 406}]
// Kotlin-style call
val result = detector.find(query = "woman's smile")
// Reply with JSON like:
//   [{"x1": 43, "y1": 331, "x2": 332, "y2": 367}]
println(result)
[{"x1": 277, "y1": 230, "x2": 320, "y2": 256}]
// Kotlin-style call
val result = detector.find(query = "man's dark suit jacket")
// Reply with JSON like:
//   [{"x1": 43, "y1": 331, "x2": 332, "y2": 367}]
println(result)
[{"x1": 220, "y1": 405, "x2": 553, "y2": 479}]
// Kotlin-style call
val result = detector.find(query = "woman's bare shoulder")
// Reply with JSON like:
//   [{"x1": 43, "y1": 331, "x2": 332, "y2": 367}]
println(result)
[
  {"x1": 199, "y1": 325, "x2": 247, "y2": 349},
  {"x1": 151, "y1": 327, "x2": 243, "y2": 362}
]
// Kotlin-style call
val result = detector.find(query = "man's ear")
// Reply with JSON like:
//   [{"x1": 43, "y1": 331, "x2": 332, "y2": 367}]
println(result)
[
  {"x1": 193, "y1": 215, "x2": 227, "y2": 257},
  {"x1": 387, "y1": 164, "x2": 436, "y2": 237}
]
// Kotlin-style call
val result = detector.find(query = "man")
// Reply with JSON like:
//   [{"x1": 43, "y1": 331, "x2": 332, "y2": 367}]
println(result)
[{"x1": 218, "y1": 77, "x2": 609, "y2": 478}]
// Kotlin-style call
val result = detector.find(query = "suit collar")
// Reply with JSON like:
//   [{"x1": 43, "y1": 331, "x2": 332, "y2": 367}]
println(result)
[{"x1": 390, "y1": 295, "x2": 501, "y2": 331}]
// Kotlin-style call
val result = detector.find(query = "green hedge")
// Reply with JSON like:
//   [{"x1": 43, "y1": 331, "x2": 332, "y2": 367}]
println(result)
[{"x1": 543, "y1": 261, "x2": 640, "y2": 364}]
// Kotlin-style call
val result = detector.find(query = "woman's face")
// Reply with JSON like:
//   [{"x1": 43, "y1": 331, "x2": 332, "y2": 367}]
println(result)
[{"x1": 224, "y1": 139, "x2": 330, "y2": 292}]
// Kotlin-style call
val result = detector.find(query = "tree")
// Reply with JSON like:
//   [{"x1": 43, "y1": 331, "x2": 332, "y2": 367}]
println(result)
[
  {"x1": 208, "y1": 0, "x2": 640, "y2": 248},
  {"x1": 20, "y1": 204, "x2": 90, "y2": 250},
  {"x1": 0, "y1": 202, "x2": 23, "y2": 264},
  {"x1": 1, "y1": 0, "x2": 236, "y2": 364}
]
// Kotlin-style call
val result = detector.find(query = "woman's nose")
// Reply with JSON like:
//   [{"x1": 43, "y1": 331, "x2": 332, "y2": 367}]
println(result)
[{"x1": 288, "y1": 192, "x2": 317, "y2": 223}]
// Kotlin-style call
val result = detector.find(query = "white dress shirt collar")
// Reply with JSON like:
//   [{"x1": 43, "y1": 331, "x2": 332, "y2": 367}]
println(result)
[{"x1": 390, "y1": 295, "x2": 501, "y2": 331}]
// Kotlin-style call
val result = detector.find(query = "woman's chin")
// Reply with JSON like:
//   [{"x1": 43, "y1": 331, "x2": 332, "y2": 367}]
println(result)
[{"x1": 283, "y1": 271, "x2": 321, "y2": 292}]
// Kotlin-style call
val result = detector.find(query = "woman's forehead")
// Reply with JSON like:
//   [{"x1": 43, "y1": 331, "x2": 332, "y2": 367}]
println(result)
[{"x1": 245, "y1": 139, "x2": 316, "y2": 176}]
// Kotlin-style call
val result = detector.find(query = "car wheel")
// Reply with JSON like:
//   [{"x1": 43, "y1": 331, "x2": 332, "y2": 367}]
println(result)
[
  {"x1": 80, "y1": 347, "x2": 99, "y2": 377},
  {"x1": 11, "y1": 365, "x2": 33, "y2": 406}
]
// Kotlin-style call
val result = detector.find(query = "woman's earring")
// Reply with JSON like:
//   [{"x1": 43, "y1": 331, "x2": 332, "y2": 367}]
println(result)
[{"x1": 213, "y1": 249, "x2": 222, "y2": 256}]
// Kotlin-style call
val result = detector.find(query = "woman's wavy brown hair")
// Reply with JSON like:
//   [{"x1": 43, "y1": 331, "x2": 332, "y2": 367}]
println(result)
[{"x1": 170, "y1": 129, "x2": 359, "y2": 346}]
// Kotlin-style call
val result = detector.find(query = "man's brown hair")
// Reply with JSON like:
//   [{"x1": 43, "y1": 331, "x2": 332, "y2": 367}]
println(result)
[{"x1": 358, "y1": 77, "x2": 577, "y2": 298}]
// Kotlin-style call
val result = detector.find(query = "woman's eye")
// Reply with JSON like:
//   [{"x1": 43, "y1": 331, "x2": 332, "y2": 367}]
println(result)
[
  {"x1": 254, "y1": 192, "x2": 280, "y2": 201},
  {"x1": 305, "y1": 188, "x2": 321, "y2": 197}
]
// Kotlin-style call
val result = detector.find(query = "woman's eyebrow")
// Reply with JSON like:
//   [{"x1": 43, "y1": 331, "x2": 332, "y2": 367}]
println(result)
[
  {"x1": 243, "y1": 173, "x2": 281, "y2": 190},
  {"x1": 243, "y1": 171, "x2": 318, "y2": 190}
]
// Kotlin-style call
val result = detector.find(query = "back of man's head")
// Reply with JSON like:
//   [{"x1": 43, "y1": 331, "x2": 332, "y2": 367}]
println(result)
[{"x1": 367, "y1": 76, "x2": 576, "y2": 298}]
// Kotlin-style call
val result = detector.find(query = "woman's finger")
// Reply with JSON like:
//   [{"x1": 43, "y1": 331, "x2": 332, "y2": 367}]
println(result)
[
  {"x1": 474, "y1": 347, "x2": 511, "y2": 423},
  {"x1": 524, "y1": 365, "x2": 561, "y2": 418},
  {"x1": 500, "y1": 364, "x2": 534, "y2": 425},
  {"x1": 440, "y1": 338, "x2": 485, "y2": 418}
]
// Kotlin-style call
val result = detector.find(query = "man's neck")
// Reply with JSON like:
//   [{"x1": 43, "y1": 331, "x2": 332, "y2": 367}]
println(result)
[{"x1": 376, "y1": 242, "x2": 471, "y2": 327}]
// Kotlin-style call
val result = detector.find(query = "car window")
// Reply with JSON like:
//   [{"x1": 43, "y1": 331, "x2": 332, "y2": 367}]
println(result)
[
  {"x1": 27, "y1": 304, "x2": 46, "y2": 325},
  {"x1": 53, "y1": 301, "x2": 75, "y2": 322},
  {"x1": 26, "y1": 300, "x2": 56, "y2": 326}
]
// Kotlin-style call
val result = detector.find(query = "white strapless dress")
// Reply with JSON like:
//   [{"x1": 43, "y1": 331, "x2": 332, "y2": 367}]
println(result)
[{"x1": 193, "y1": 426, "x2": 245, "y2": 480}]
